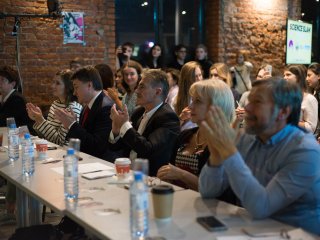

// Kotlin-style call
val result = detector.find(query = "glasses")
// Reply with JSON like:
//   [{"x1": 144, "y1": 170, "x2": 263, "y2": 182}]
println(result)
[{"x1": 178, "y1": 50, "x2": 187, "y2": 53}]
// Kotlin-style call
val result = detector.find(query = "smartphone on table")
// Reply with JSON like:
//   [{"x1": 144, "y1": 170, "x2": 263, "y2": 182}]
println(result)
[{"x1": 197, "y1": 216, "x2": 228, "y2": 232}]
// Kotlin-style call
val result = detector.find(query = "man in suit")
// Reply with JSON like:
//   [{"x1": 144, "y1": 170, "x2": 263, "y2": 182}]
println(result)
[
  {"x1": 0, "y1": 66, "x2": 31, "y2": 128},
  {"x1": 55, "y1": 66, "x2": 114, "y2": 159},
  {"x1": 109, "y1": 69, "x2": 180, "y2": 176}
]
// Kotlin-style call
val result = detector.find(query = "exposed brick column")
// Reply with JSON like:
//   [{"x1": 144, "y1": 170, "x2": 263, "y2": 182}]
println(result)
[
  {"x1": 0, "y1": 0, "x2": 116, "y2": 107},
  {"x1": 205, "y1": 0, "x2": 301, "y2": 72}
]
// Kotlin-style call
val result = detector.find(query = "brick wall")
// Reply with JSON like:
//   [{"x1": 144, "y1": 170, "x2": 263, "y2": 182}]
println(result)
[
  {"x1": 206, "y1": 0, "x2": 301, "y2": 73},
  {"x1": 0, "y1": 0, "x2": 115, "y2": 107}
]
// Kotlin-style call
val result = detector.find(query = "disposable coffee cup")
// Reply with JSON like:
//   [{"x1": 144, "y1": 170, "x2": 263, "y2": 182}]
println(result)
[
  {"x1": 151, "y1": 184, "x2": 174, "y2": 221},
  {"x1": 114, "y1": 158, "x2": 131, "y2": 179},
  {"x1": 35, "y1": 139, "x2": 48, "y2": 160}
]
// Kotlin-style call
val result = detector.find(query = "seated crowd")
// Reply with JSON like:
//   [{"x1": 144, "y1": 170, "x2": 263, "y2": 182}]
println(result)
[{"x1": 1, "y1": 42, "x2": 320, "y2": 235}]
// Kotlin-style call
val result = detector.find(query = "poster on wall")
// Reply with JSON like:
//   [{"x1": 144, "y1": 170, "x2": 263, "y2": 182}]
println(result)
[
  {"x1": 62, "y1": 12, "x2": 85, "y2": 44},
  {"x1": 286, "y1": 19, "x2": 312, "y2": 64}
]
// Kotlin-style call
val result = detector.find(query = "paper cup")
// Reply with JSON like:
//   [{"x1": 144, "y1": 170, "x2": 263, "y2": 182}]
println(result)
[
  {"x1": 151, "y1": 185, "x2": 174, "y2": 221},
  {"x1": 35, "y1": 139, "x2": 48, "y2": 160},
  {"x1": 114, "y1": 158, "x2": 131, "y2": 179}
]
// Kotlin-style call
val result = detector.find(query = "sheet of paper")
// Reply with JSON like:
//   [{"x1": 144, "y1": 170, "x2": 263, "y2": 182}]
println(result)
[{"x1": 51, "y1": 162, "x2": 114, "y2": 175}]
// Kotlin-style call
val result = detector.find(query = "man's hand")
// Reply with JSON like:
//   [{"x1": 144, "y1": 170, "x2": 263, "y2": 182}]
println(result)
[
  {"x1": 54, "y1": 108, "x2": 77, "y2": 129},
  {"x1": 110, "y1": 104, "x2": 129, "y2": 136},
  {"x1": 26, "y1": 103, "x2": 44, "y2": 124},
  {"x1": 200, "y1": 106, "x2": 238, "y2": 166}
]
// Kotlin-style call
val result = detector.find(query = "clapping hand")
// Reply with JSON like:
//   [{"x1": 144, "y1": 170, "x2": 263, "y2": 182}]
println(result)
[
  {"x1": 54, "y1": 108, "x2": 76, "y2": 129},
  {"x1": 26, "y1": 103, "x2": 44, "y2": 124},
  {"x1": 200, "y1": 106, "x2": 238, "y2": 166},
  {"x1": 110, "y1": 104, "x2": 129, "y2": 136}
]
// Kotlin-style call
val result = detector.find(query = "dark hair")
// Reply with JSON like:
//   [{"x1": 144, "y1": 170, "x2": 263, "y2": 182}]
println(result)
[
  {"x1": 284, "y1": 64, "x2": 307, "y2": 91},
  {"x1": 252, "y1": 77, "x2": 302, "y2": 126},
  {"x1": 56, "y1": 69, "x2": 76, "y2": 104},
  {"x1": 145, "y1": 43, "x2": 165, "y2": 69},
  {"x1": 174, "y1": 44, "x2": 187, "y2": 53},
  {"x1": 141, "y1": 69, "x2": 169, "y2": 100},
  {"x1": 122, "y1": 42, "x2": 134, "y2": 50},
  {"x1": 308, "y1": 63, "x2": 320, "y2": 75},
  {"x1": 71, "y1": 65, "x2": 103, "y2": 91},
  {"x1": 0, "y1": 66, "x2": 20, "y2": 90},
  {"x1": 94, "y1": 64, "x2": 114, "y2": 89},
  {"x1": 121, "y1": 60, "x2": 143, "y2": 93}
]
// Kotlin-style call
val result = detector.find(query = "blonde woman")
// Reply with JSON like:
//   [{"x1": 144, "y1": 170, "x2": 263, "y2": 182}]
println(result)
[{"x1": 157, "y1": 80, "x2": 235, "y2": 191}]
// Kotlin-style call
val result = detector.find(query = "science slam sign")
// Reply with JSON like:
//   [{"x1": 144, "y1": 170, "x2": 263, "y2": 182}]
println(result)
[{"x1": 286, "y1": 19, "x2": 312, "y2": 64}]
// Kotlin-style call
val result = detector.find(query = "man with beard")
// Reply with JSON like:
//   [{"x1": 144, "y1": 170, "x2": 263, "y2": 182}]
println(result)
[
  {"x1": 199, "y1": 78, "x2": 320, "y2": 235},
  {"x1": 109, "y1": 69, "x2": 180, "y2": 176}
]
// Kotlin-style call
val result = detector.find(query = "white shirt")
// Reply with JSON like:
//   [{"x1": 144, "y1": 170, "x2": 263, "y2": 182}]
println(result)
[{"x1": 109, "y1": 103, "x2": 163, "y2": 161}]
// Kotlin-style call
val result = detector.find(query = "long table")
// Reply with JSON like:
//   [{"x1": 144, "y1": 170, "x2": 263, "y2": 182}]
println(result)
[{"x1": 0, "y1": 128, "x2": 295, "y2": 239}]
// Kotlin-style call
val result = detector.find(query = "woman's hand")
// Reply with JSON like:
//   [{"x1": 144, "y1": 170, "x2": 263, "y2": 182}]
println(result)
[
  {"x1": 157, "y1": 164, "x2": 182, "y2": 181},
  {"x1": 179, "y1": 107, "x2": 191, "y2": 123},
  {"x1": 26, "y1": 103, "x2": 44, "y2": 124}
]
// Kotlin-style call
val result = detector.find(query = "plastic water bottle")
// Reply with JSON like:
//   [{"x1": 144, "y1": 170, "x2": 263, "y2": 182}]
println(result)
[
  {"x1": 7, "y1": 123, "x2": 19, "y2": 161},
  {"x1": 130, "y1": 171, "x2": 149, "y2": 239},
  {"x1": 22, "y1": 133, "x2": 35, "y2": 176},
  {"x1": 64, "y1": 148, "x2": 78, "y2": 200}
]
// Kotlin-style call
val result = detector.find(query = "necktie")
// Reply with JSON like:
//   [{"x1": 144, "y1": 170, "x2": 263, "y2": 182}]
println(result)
[{"x1": 81, "y1": 107, "x2": 90, "y2": 126}]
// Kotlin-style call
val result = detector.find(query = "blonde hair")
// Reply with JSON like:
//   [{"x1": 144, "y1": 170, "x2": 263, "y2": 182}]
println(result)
[
  {"x1": 175, "y1": 61, "x2": 201, "y2": 115},
  {"x1": 189, "y1": 80, "x2": 235, "y2": 123},
  {"x1": 210, "y1": 63, "x2": 232, "y2": 87}
]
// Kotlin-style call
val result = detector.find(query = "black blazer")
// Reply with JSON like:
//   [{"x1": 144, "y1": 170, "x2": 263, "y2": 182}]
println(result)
[
  {"x1": 0, "y1": 90, "x2": 33, "y2": 130},
  {"x1": 67, "y1": 92, "x2": 114, "y2": 159},
  {"x1": 110, "y1": 103, "x2": 180, "y2": 176}
]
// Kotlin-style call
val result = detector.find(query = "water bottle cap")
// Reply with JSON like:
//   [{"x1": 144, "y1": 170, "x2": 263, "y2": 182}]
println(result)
[
  {"x1": 134, "y1": 171, "x2": 143, "y2": 181},
  {"x1": 24, "y1": 133, "x2": 31, "y2": 139},
  {"x1": 67, "y1": 148, "x2": 75, "y2": 155},
  {"x1": 9, "y1": 123, "x2": 16, "y2": 128}
]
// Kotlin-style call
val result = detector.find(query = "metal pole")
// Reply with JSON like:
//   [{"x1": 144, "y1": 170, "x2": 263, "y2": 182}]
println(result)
[{"x1": 175, "y1": 0, "x2": 180, "y2": 44}]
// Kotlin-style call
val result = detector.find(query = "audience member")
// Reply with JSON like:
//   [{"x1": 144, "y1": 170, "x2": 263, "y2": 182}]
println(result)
[
  {"x1": 114, "y1": 68, "x2": 126, "y2": 97},
  {"x1": 142, "y1": 43, "x2": 165, "y2": 69},
  {"x1": 168, "y1": 44, "x2": 188, "y2": 71},
  {"x1": 306, "y1": 63, "x2": 320, "y2": 138},
  {"x1": 209, "y1": 63, "x2": 240, "y2": 106},
  {"x1": 174, "y1": 61, "x2": 203, "y2": 131},
  {"x1": 115, "y1": 42, "x2": 135, "y2": 70},
  {"x1": 54, "y1": 66, "x2": 114, "y2": 160},
  {"x1": 230, "y1": 49, "x2": 253, "y2": 95},
  {"x1": 164, "y1": 68, "x2": 180, "y2": 109},
  {"x1": 157, "y1": 80, "x2": 235, "y2": 191},
  {"x1": 199, "y1": 78, "x2": 320, "y2": 235},
  {"x1": 26, "y1": 70, "x2": 82, "y2": 145},
  {"x1": 284, "y1": 64, "x2": 318, "y2": 133},
  {"x1": 0, "y1": 66, "x2": 32, "y2": 129},
  {"x1": 109, "y1": 69, "x2": 180, "y2": 176},
  {"x1": 195, "y1": 44, "x2": 213, "y2": 79},
  {"x1": 69, "y1": 57, "x2": 83, "y2": 71}
]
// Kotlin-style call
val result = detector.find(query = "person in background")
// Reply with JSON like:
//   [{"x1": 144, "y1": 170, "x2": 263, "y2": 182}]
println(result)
[
  {"x1": 174, "y1": 61, "x2": 203, "y2": 131},
  {"x1": 54, "y1": 66, "x2": 114, "y2": 160},
  {"x1": 143, "y1": 43, "x2": 165, "y2": 69},
  {"x1": 209, "y1": 63, "x2": 240, "y2": 106},
  {"x1": 114, "y1": 68, "x2": 126, "y2": 97},
  {"x1": 115, "y1": 42, "x2": 134, "y2": 70},
  {"x1": 284, "y1": 64, "x2": 318, "y2": 133},
  {"x1": 157, "y1": 80, "x2": 235, "y2": 191},
  {"x1": 69, "y1": 57, "x2": 83, "y2": 72},
  {"x1": 195, "y1": 44, "x2": 213, "y2": 79},
  {"x1": 0, "y1": 66, "x2": 32, "y2": 129},
  {"x1": 165, "y1": 68, "x2": 180, "y2": 109},
  {"x1": 168, "y1": 44, "x2": 188, "y2": 71},
  {"x1": 118, "y1": 60, "x2": 143, "y2": 117},
  {"x1": 199, "y1": 78, "x2": 320, "y2": 235},
  {"x1": 306, "y1": 63, "x2": 320, "y2": 139},
  {"x1": 109, "y1": 69, "x2": 180, "y2": 176},
  {"x1": 230, "y1": 49, "x2": 253, "y2": 95},
  {"x1": 26, "y1": 70, "x2": 82, "y2": 145},
  {"x1": 0, "y1": 66, "x2": 32, "y2": 223}
]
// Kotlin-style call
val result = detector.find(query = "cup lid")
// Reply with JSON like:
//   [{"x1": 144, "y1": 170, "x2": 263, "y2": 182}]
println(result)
[
  {"x1": 115, "y1": 158, "x2": 131, "y2": 165},
  {"x1": 151, "y1": 184, "x2": 174, "y2": 194},
  {"x1": 36, "y1": 139, "x2": 48, "y2": 144}
]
